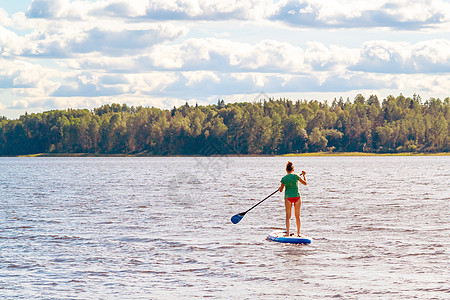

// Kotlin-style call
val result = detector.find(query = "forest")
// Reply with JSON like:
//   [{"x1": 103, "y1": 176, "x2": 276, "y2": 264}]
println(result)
[{"x1": 0, "y1": 94, "x2": 449, "y2": 155}]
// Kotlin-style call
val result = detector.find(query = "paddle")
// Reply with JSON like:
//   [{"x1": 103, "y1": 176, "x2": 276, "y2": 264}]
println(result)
[{"x1": 231, "y1": 189, "x2": 279, "y2": 224}]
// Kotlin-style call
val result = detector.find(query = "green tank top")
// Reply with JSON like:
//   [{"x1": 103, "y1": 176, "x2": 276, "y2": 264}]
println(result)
[{"x1": 281, "y1": 173, "x2": 300, "y2": 199}]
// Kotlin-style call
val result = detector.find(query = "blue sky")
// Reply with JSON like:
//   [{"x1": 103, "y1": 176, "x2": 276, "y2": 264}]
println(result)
[{"x1": 1, "y1": 0, "x2": 450, "y2": 118}]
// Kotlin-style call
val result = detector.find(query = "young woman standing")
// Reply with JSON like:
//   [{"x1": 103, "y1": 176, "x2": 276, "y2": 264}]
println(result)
[{"x1": 278, "y1": 161, "x2": 307, "y2": 237}]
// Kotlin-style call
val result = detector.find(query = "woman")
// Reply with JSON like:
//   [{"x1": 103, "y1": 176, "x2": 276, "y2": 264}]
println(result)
[{"x1": 279, "y1": 161, "x2": 307, "y2": 237}]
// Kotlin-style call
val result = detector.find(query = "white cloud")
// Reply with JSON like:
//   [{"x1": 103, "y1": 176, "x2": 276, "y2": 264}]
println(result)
[
  {"x1": 1, "y1": 0, "x2": 450, "y2": 119},
  {"x1": 63, "y1": 55, "x2": 136, "y2": 71},
  {"x1": 0, "y1": 26, "x2": 25, "y2": 57},
  {"x1": 15, "y1": 0, "x2": 450, "y2": 31},
  {"x1": 140, "y1": 38, "x2": 308, "y2": 73},
  {"x1": 60, "y1": 37, "x2": 450, "y2": 79},
  {"x1": 8, "y1": 99, "x2": 29, "y2": 109},
  {"x1": 21, "y1": 0, "x2": 450, "y2": 31},
  {"x1": 0, "y1": 8, "x2": 12, "y2": 26},
  {"x1": 25, "y1": 0, "x2": 149, "y2": 20},
  {"x1": 7, "y1": 96, "x2": 108, "y2": 111},
  {"x1": 126, "y1": 72, "x2": 180, "y2": 95},
  {"x1": 89, "y1": 0, "x2": 147, "y2": 18},
  {"x1": 183, "y1": 71, "x2": 220, "y2": 86},
  {"x1": 304, "y1": 42, "x2": 359, "y2": 71},
  {"x1": 352, "y1": 39, "x2": 450, "y2": 73},
  {"x1": 26, "y1": 0, "x2": 66, "y2": 19},
  {"x1": 241, "y1": 39, "x2": 305, "y2": 72},
  {"x1": 0, "y1": 59, "x2": 57, "y2": 90},
  {"x1": 13, "y1": 22, "x2": 188, "y2": 58},
  {"x1": 412, "y1": 40, "x2": 450, "y2": 72},
  {"x1": 68, "y1": 25, "x2": 187, "y2": 56},
  {"x1": 51, "y1": 71, "x2": 126, "y2": 97},
  {"x1": 79, "y1": 38, "x2": 450, "y2": 76},
  {"x1": 270, "y1": 0, "x2": 450, "y2": 30},
  {"x1": 145, "y1": 0, "x2": 269, "y2": 20}
]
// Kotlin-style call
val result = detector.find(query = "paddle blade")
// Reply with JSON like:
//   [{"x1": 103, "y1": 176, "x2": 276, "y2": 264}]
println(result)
[{"x1": 231, "y1": 212, "x2": 245, "y2": 224}]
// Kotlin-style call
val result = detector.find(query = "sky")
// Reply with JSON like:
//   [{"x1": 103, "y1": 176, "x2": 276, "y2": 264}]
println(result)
[{"x1": 1, "y1": 0, "x2": 450, "y2": 119}]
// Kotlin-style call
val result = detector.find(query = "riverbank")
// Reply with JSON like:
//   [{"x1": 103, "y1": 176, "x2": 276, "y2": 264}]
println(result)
[
  {"x1": 10, "y1": 151, "x2": 450, "y2": 157},
  {"x1": 281, "y1": 152, "x2": 450, "y2": 157}
]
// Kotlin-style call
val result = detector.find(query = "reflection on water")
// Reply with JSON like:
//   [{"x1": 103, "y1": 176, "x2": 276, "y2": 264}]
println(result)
[{"x1": 0, "y1": 156, "x2": 449, "y2": 299}]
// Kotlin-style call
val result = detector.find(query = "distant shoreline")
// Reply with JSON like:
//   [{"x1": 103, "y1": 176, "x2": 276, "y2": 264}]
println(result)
[
  {"x1": 281, "y1": 152, "x2": 450, "y2": 157},
  {"x1": 7, "y1": 152, "x2": 450, "y2": 158}
]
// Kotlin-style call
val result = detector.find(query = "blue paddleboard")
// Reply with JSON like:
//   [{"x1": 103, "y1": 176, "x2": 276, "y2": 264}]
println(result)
[{"x1": 267, "y1": 230, "x2": 312, "y2": 244}]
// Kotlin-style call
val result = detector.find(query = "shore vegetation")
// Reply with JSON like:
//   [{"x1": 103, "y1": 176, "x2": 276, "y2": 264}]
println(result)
[{"x1": 1, "y1": 94, "x2": 448, "y2": 155}]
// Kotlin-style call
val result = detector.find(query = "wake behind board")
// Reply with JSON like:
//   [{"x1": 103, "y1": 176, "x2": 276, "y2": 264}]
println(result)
[{"x1": 267, "y1": 230, "x2": 312, "y2": 244}]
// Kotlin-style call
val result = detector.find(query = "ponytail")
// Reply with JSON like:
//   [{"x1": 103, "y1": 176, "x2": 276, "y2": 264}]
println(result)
[{"x1": 286, "y1": 161, "x2": 294, "y2": 172}]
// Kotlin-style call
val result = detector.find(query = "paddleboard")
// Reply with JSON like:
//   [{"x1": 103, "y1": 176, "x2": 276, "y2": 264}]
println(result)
[{"x1": 267, "y1": 230, "x2": 312, "y2": 244}]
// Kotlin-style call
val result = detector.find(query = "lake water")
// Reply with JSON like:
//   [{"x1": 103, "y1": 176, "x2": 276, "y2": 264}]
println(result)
[{"x1": 0, "y1": 156, "x2": 449, "y2": 299}]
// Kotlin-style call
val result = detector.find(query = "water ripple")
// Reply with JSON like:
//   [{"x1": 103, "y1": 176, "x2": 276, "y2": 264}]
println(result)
[{"x1": 0, "y1": 156, "x2": 449, "y2": 299}]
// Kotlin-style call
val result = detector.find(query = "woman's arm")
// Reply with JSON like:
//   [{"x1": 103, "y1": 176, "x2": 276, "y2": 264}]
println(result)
[
  {"x1": 279, "y1": 183, "x2": 285, "y2": 192},
  {"x1": 299, "y1": 171, "x2": 307, "y2": 185}
]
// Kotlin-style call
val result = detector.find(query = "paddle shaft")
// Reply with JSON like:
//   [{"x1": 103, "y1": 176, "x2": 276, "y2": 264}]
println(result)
[{"x1": 242, "y1": 189, "x2": 278, "y2": 214}]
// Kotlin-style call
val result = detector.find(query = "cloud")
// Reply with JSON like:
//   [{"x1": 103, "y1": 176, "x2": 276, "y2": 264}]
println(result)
[
  {"x1": 304, "y1": 42, "x2": 359, "y2": 71},
  {"x1": 26, "y1": 0, "x2": 134, "y2": 20},
  {"x1": 69, "y1": 38, "x2": 309, "y2": 73},
  {"x1": 90, "y1": 1, "x2": 133, "y2": 18},
  {"x1": 17, "y1": 23, "x2": 188, "y2": 58},
  {"x1": 0, "y1": 26, "x2": 24, "y2": 57},
  {"x1": 0, "y1": 8, "x2": 12, "y2": 26},
  {"x1": 7, "y1": 97, "x2": 107, "y2": 111},
  {"x1": 8, "y1": 100, "x2": 29, "y2": 109},
  {"x1": 123, "y1": 70, "x2": 443, "y2": 98},
  {"x1": 126, "y1": 72, "x2": 180, "y2": 95},
  {"x1": 4, "y1": 69, "x2": 450, "y2": 119},
  {"x1": 22, "y1": 0, "x2": 450, "y2": 31},
  {"x1": 68, "y1": 37, "x2": 450, "y2": 77},
  {"x1": 63, "y1": 55, "x2": 136, "y2": 72},
  {"x1": 352, "y1": 39, "x2": 450, "y2": 73},
  {"x1": 124, "y1": 70, "x2": 386, "y2": 97},
  {"x1": 51, "y1": 72, "x2": 125, "y2": 97},
  {"x1": 0, "y1": 59, "x2": 55, "y2": 90},
  {"x1": 270, "y1": 0, "x2": 321, "y2": 27},
  {"x1": 131, "y1": 38, "x2": 309, "y2": 73},
  {"x1": 411, "y1": 40, "x2": 450, "y2": 73},
  {"x1": 145, "y1": 0, "x2": 267, "y2": 21},
  {"x1": 269, "y1": 0, "x2": 450, "y2": 30},
  {"x1": 72, "y1": 0, "x2": 149, "y2": 20},
  {"x1": 25, "y1": 0, "x2": 161, "y2": 20},
  {"x1": 18, "y1": 0, "x2": 450, "y2": 31},
  {"x1": 166, "y1": 72, "x2": 266, "y2": 97},
  {"x1": 352, "y1": 41, "x2": 413, "y2": 73},
  {"x1": 68, "y1": 25, "x2": 187, "y2": 56},
  {"x1": 1, "y1": 0, "x2": 450, "y2": 120},
  {"x1": 4, "y1": 95, "x2": 171, "y2": 115},
  {"x1": 0, "y1": 74, "x2": 15, "y2": 89},
  {"x1": 26, "y1": 0, "x2": 65, "y2": 19}
]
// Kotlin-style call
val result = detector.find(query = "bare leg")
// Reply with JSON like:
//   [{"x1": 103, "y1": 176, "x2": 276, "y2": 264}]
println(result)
[
  {"x1": 285, "y1": 199, "x2": 292, "y2": 236},
  {"x1": 294, "y1": 198, "x2": 302, "y2": 236}
]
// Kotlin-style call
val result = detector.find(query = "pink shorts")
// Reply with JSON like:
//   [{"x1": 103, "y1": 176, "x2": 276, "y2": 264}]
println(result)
[{"x1": 286, "y1": 197, "x2": 300, "y2": 204}]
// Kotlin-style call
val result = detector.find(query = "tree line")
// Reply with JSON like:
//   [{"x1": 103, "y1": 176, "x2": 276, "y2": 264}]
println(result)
[{"x1": 0, "y1": 94, "x2": 449, "y2": 155}]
